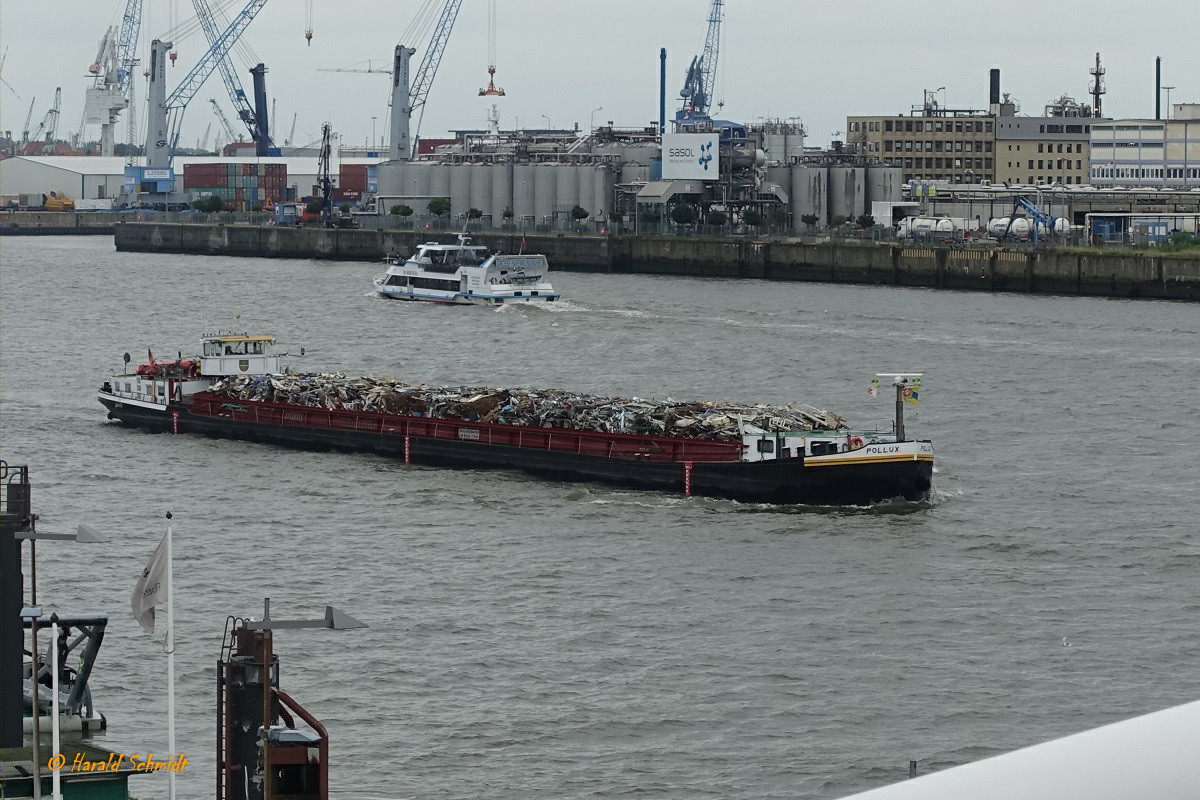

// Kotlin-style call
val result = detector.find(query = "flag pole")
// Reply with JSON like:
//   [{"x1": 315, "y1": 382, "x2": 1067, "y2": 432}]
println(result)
[{"x1": 165, "y1": 512, "x2": 176, "y2": 800}]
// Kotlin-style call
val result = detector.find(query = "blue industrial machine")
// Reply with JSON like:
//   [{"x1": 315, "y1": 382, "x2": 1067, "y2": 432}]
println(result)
[{"x1": 1001, "y1": 194, "x2": 1061, "y2": 244}]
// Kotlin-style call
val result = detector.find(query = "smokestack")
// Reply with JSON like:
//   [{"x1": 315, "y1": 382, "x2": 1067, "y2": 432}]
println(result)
[
  {"x1": 660, "y1": 48, "x2": 667, "y2": 137},
  {"x1": 989, "y1": 68, "x2": 1001, "y2": 106},
  {"x1": 1155, "y1": 56, "x2": 1162, "y2": 119}
]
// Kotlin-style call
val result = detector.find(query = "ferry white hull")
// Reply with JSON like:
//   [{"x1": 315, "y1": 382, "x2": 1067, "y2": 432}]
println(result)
[{"x1": 373, "y1": 279, "x2": 559, "y2": 306}]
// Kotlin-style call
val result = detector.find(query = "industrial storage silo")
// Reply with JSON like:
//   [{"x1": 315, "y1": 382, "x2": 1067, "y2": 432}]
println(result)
[
  {"x1": 375, "y1": 161, "x2": 403, "y2": 197},
  {"x1": 621, "y1": 164, "x2": 650, "y2": 183},
  {"x1": 593, "y1": 165, "x2": 612, "y2": 221},
  {"x1": 828, "y1": 167, "x2": 866, "y2": 221},
  {"x1": 408, "y1": 163, "x2": 433, "y2": 199},
  {"x1": 490, "y1": 164, "x2": 512, "y2": 223},
  {"x1": 430, "y1": 164, "x2": 451, "y2": 201},
  {"x1": 556, "y1": 166, "x2": 578, "y2": 226},
  {"x1": 470, "y1": 165, "x2": 492, "y2": 220},
  {"x1": 577, "y1": 166, "x2": 595, "y2": 218},
  {"x1": 533, "y1": 165, "x2": 557, "y2": 226},
  {"x1": 513, "y1": 163, "x2": 535, "y2": 222},
  {"x1": 865, "y1": 166, "x2": 903, "y2": 205},
  {"x1": 449, "y1": 165, "x2": 471, "y2": 219},
  {"x1": 790, "y1": 165, "x2": 827, "y2": 230}
]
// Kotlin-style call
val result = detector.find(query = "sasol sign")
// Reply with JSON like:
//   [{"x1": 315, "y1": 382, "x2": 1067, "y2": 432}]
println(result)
[{"x1": 662, "y1": 133, "x2": 719, "y2": 180}]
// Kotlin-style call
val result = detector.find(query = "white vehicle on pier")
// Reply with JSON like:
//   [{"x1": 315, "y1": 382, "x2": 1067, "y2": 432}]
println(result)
[{"x1": 373, "y1": 235, "x2": 560, "y2": 306}]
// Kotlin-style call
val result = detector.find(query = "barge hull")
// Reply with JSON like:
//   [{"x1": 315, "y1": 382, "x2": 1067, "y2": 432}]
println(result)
[{"x1": 100, "y1": 400, "x2": 932, "y2": 506}]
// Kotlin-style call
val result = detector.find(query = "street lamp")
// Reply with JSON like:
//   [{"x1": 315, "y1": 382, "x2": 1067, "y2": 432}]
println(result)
[
  {"x1": 540, "y1": 114, "x2": 550, "y2": 130},
  {"x1": 17, "y1": 524, "x2": 104, "y2": 800},
  {"x1": 244, "y1": 598, "x2": 366, "y2": 800},
  {"x1": 590, "y1": 106, "x2": 603, "y2": 133}
]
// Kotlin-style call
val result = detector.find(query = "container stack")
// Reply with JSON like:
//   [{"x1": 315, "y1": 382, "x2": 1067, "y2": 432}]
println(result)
[
  {"x1": 182, "y1": 162, "x2": 290, "y2": 210},
  {"x1": 335, "y1": 164, "x2": 367, "y2": 205}
]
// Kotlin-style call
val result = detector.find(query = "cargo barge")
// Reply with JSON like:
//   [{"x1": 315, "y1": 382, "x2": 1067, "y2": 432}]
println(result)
[{"x1": 97, "y1": 333, "x2": 933, "y2": 506}]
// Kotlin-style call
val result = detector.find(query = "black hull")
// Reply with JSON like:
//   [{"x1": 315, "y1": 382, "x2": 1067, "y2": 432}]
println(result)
[{"x1": 100, "y1": 399, "x2": 932, "y2": 506}]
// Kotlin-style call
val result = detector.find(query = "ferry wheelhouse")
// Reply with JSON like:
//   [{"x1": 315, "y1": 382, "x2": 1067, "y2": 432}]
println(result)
[{"x1": 373, "y1": 235, "x2": 559, "y2": 306}]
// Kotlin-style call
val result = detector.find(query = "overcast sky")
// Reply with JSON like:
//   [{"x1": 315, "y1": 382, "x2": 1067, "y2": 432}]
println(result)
[{"x1": 2, "y1": 1, "x2": 1198, "y2": 153}]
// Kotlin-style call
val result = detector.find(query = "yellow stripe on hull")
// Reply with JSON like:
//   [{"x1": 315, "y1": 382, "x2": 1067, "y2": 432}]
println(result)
[{"x1": 805, "y1": 453, "x2": 935, "y2": 468}]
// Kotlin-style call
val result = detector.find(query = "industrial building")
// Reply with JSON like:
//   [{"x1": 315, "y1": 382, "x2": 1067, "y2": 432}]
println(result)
[
  {"x1": 994, "y1": 96, "x2": 1093, "y2": 186},
  {"x1": 847, "y1": 69, "x2": 1105, "y2": 186},
  {"x1": 1089, "y1": 104, "x2": 1200, "y2": 187}
]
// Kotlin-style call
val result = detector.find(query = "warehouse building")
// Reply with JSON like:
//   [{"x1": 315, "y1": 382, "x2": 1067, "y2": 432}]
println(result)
[{"x1": 0, "y1": 154, "x2": 382, "y2": 205}]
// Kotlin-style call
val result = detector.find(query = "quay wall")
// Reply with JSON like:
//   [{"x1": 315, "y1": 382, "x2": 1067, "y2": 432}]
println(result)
[
  {"x1": 1, "y1": 211, "x2": 118, "y2": 235},
  {"x1": 112, "y1": 222, "x2": 1200, "y2": 301}
]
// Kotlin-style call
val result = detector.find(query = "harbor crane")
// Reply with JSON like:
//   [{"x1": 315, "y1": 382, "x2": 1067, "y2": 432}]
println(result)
[
  {"x1": 198, "y1": 121, "x2": 212, "y2": 152},
  {"x1": 191, "y1": 0, "x2": 276, "y2": 154},
  {"x1": 85, "y1": 0, "x2": 143, "y2": 157},
  {"x1": 210, "y1": 98, "x2": 241, "y2": 143},
  {"x1": 392, "y1": 0, "x2": 464, "y2": 159},
  {"x1": 316, "y1": 122, "x2": 335, "y2": 227},
  {"x1": 143, "y1": 0, "x2": 269, "y2": 174},
  {"x1": 677, "y1": 0, "x2": 724, "y2": 125},
  {"x1": 20, "y1": 97, "x2": 36, "y2": 146},
  {"x1": 26, "y1": 88, "x2": 62, "y2": 154}
]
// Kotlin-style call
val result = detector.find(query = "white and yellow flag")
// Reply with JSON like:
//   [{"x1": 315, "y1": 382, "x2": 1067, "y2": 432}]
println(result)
[{"x1": 131, "y1": 533, "x2": 169, "y2": 633}]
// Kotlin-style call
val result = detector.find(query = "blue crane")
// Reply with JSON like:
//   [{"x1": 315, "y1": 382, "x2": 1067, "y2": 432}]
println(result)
[
  {"x1": 677, "y1": 0, "x2": 724, "y2": 125},
  {"x1": 144, "y1": 0, "x2": 269, "y2": 171},
  {"x1": 1001, "y1": 194, "x2": 1062, "y2": 244},
  {"x1": 115, "y1": 0, "x2": 143, "y2": 91},
  {"x1": 190, "y1": 0, "x2": 262, "y2": 147}
]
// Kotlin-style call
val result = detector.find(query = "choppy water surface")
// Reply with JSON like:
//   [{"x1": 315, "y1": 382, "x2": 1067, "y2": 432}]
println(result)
[{"x1": 3, "y1": 235, "x2": 1200, "y2": 799}]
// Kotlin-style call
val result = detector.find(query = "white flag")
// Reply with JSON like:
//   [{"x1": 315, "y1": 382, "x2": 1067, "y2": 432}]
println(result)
[{"x1": 131, "y1": 533, "x2": 169, "y2": 633}]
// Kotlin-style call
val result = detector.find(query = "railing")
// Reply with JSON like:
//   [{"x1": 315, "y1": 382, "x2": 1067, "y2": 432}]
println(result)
[
  {"x1": 0, "y1": 460, "x2": 31, "y2": 528},
  {"x1": 188, "y1": 394, "x2": 743, "y2": 464}
]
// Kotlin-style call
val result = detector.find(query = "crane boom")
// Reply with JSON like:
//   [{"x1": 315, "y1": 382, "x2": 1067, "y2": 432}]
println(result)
[
  {"x1": 210, "y1": 98, "x2": 240, "y2": 143},
  {"x1": 21, "y1": 97, "x2": 36, "y2": 144},
  {"x1": 678, "y1": 0, "x2": 724, "y2": 122},
  {"x1": 115, "y1": 0, "x2": 143, "y2": 92},
  {"x1": 407, "y1": 0, "x2": 463, "y2": 156},
  {"x1": 191, "y1": 0, "x2": 259, "y2": 143}
]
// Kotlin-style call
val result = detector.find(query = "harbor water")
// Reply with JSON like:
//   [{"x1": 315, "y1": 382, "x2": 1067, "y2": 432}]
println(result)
[{"x1": 3, "y1": 235, "x2": 1200, "y2": 799}]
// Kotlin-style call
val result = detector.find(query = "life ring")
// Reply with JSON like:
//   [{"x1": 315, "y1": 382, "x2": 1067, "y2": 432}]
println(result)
[{"x1": 849, "y1": 436, "x2": 865, "y2": 450}]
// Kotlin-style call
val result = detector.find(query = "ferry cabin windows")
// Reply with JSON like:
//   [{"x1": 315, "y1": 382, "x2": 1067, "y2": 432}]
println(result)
[{"x1": 212, "y1": 340, "x2": 266, "y2": 356}]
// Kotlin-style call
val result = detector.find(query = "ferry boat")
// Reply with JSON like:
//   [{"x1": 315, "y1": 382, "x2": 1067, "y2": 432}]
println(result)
[
  {"x1": 373, "y1": 234, "x2": 559, "y2": 306},
  {"x1": 97, "y1": 334, "x2": 932, "y2": 506}
]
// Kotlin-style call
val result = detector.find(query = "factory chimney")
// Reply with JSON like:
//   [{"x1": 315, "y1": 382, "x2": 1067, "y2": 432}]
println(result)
[
  {"x1": 660, "y1": 48, "x2": 667, "y2": 137},
  {"x1": 989, "y1": 69, "x2": 1001, "y2": 106},
  {"x1": 1155, "y1": 56, "x2": 1162, "y2": 120}
]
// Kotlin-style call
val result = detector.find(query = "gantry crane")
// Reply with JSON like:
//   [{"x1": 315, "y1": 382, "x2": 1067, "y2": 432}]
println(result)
[{"x1": 677, "y1": 0, "x2": 724, "y2": 125}]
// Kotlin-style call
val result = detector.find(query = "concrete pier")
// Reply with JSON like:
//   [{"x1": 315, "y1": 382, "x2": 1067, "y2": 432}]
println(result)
[{"x1": 111, "y1": 222, "x2": 1200, "y2": 301}]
